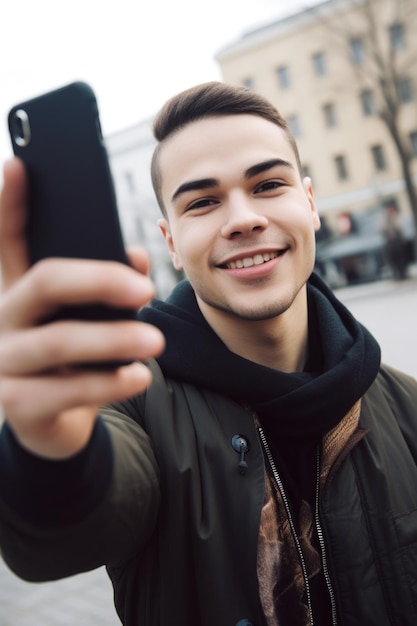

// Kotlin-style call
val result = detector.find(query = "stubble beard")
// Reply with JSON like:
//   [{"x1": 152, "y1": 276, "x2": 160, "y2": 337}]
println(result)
[{"x1": 198, "y1": 287, "x2": 299, "y2": 322}]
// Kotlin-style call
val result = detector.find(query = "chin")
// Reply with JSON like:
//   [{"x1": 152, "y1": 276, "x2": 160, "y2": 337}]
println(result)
[
  {"x1": 212, "y1": 291, "x2": 294, "y2": 321},
  {"x1": 230, "y1": 282, "x2": 308, "y2": 321},
  {"x1": 233, "y1": 302, "x2": 293, "y2": 321}
]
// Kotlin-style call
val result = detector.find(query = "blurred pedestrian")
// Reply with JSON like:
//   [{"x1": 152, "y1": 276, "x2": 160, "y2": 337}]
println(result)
[{"x1": 381, "y1": 199, "x2": 408, "y2": 280}]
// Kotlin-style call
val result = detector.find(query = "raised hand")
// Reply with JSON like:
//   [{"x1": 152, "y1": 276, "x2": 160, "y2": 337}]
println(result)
[{"x1": 0, "y1": 159, "x2": 165, "y2": 459}]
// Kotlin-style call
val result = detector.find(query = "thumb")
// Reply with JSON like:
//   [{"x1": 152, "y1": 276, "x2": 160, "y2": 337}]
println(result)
[
  {"x1": 0, "y1": 158, "x2": 30, "y2": 292},
  {"x1": 126, "y1": 246, "x2": 152, "y2": 277}
]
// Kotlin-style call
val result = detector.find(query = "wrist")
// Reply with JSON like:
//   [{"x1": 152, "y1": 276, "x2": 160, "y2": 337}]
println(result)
[{"x1": 11, "y1": 407, "x2": 97, "y2": 460}]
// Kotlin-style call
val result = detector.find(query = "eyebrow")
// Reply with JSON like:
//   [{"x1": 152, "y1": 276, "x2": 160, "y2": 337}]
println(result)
[
  {"x1": 172, "y1": 178, "x2": 218, "y2": 202},
  {"x1": 171, "y1": 158, "x2": 294, "y2": 203},
  {"x1": 244, "y1": 158, "x2": 294, "y2": 179}
]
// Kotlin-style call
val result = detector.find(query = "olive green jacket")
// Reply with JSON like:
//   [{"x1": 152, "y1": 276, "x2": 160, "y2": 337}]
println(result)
[{"x1": 1, "y1": 362, "x2": 417, "y2": 626}]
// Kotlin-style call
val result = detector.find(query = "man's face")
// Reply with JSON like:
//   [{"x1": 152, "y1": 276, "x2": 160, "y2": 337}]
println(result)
[{"x1": 158, "y1": 114, "x2": 320, "y2": 324}]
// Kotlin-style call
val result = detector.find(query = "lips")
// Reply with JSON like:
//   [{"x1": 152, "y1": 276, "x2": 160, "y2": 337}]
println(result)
[{"x1": 221, "y1": 250, "x2": 282, "y2": 270}]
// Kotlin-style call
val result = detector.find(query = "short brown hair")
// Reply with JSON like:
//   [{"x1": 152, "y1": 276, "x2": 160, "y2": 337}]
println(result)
[{"x1": 151, "y1": 81, "x2": 302, "y2": 215}]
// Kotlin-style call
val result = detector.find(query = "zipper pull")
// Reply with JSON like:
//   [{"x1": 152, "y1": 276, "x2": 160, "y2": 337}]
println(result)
[{"x1": 231, "y1": 435, "x2": 249, "y2": 475}]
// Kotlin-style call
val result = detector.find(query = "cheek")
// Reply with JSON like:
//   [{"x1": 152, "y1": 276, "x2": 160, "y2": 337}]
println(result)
[
  {"x1": 286, "y1": 210, "x2": 319, "y2": 257},
  {"x1": 172, "y1": 226, "x2": 204, "y2": 270},
  {"x1": 312, "y1": 211, "x2": 321, "y2": 232},
  {"x1": 285, "y1": 204, "x2": 317, "y2": 235},
  {"x1": 300, "y1": 199, "x2": 320, "y2": 233}
]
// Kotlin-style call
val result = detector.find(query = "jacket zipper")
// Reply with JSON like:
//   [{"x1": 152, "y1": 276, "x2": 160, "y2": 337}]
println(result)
[
  {"x1": 258, "y1": 427, "x2": 314, "y2": 626},
  {"x1": 314, "y1": 449, "x2": 338, "y2": 626},
  {"x1": 258, "y1": 428, "x2": 340, "y2": 626}
]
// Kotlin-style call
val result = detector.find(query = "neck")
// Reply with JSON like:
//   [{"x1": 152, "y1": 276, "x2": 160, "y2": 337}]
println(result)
[{"x1": 197, "y1": 288, "x2": 309, "y2": 373}]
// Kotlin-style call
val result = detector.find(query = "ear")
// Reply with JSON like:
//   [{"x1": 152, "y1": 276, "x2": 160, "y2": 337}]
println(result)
[
  {"x1": 303, "y1": 177, "x2": 321, "y2": 232},
  {"x1": 158, "y1": 218, "x2": 183, "y2": 270}
]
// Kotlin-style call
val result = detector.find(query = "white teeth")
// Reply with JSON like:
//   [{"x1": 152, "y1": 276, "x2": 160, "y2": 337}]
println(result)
[{"x1": 226, "y1": 251, "x2": 279, "y2": 269}]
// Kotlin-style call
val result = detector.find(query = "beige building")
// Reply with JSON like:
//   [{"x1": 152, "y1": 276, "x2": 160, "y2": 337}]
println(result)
[
  {"x1": 216, "y1": 0, "x2": 417, "y2": 232},
  {"x1": 105, "y1": 120, "x2": 180, "y2": 299}
]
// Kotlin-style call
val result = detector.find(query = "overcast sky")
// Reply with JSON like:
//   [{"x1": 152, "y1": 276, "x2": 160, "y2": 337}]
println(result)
[{"x1": 1, "y1": 0, "x2": 317, "y2": 161}]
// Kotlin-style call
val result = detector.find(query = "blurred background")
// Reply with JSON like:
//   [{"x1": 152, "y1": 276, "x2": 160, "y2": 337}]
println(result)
[
  {"x1": 1, "y1": 0, "x2": 417, "y2": 624},
  {"x1": 2, "y1": 0, "x2": 416, "y2": 298}
]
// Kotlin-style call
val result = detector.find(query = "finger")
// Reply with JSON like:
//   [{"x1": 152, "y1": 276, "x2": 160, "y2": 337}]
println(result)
[
  {"x1": 0, "y1": 361, "x2": 153, "y2": 424},
  {"x1": 126, "y1": 246, "x2": 152, "y2": 277},
  {"x1": 0, "y1": 159, "x2": 30, "y2": 291},
  {"x1": 0, "y1": 320, "x2": 165, "y2": 375},
  {"x1": 0, "y1": 257, "x2": 156, "y2": 330}
]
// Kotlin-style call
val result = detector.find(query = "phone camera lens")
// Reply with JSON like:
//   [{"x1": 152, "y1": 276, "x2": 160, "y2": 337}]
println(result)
[{"x1": 13, "y1": 109, "x2": 31, "y2": 147}]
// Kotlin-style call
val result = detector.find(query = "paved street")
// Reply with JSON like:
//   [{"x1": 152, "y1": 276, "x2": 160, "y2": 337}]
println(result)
[
  {"x1": 334, "y1": 266, "x2": 417, "y2": 380},
  {"x1": 0, "y1": 269, "x2": 416, "y2": 625},
  {"x1": 0, "y1": 559, "x2": 119, "y2": 626}
]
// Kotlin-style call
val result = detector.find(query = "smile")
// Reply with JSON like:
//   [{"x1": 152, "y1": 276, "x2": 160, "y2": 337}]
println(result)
[{"x1": 223, "y1": 251, "x2": 280, "y2": 270}]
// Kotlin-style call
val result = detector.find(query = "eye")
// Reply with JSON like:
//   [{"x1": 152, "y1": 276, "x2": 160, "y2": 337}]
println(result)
[
  {"x1": 254, "y1": 180, "x2": 285, "y2": 194},
  {"x1": 186, "y1": 197, "x2": 219, "y2": 212}
]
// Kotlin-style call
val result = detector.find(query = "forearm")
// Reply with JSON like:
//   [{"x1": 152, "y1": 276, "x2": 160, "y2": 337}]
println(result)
[
  {"x1": 0, "y1": 411, "x2": 160, "y2": 581},
  {"x1": 0, "y1": 417, "x2": 113, "y2": 526}
]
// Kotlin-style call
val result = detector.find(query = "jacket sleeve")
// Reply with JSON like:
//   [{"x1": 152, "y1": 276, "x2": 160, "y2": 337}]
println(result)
[
  {"x1": 378, "y1": 364, "x2": 417, "y2": 462},
  {"x1": 0, "y1": 404, "x2": 160, "y2": 582}
]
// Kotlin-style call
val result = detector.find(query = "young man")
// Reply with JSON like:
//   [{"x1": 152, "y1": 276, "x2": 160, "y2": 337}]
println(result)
[{"x1": 0, "y1": 82, "x2": 417, "y2": 626}]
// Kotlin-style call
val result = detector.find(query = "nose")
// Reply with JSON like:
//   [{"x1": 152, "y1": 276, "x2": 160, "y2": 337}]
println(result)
[{"x1": 220, "y1": 192, "x2": 269, "y2": 239}]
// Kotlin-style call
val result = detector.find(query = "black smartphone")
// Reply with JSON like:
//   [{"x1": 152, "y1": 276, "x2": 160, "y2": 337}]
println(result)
[{"x1": 8, "y1": 81, "x2": 137, "y2": 325}]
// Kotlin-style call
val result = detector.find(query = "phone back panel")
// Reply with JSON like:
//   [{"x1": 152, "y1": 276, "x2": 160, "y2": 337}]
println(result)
[
  {"x1": 8, "y1": 82, "x2": 136, "y2": 329},
  {"x1": 8, "y1": 82, "x2": 127, "y2": 266}
]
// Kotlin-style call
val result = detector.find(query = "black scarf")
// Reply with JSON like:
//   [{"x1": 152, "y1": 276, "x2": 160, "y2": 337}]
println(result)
[
  {"x1": 140, "y1": 272, "x2": 381, "y2": 623},
  {"x1": 139, "y1": 272, "x2": 381, "y2": 440}
]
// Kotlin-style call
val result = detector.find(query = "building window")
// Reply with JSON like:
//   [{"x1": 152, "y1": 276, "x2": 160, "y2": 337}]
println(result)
[
  {"x1": 277, "y1": 65, "x2": 291, "y2": 89},
  {"x1": 371, "y1": 144, "x2": 387, "y2": 171},
  {"x1": 287, "y1": 114, "x2": 301, "y2": 138},
  {"x1": 360, "y1": 88, "x2": 376, "y2": 115},
  {"x1": 323, "y1": 103, "x2": 337, "y2": 128},
  {"x1": 334, "y1": 155, "x2": 348, "y2": 181},
  {"x1": 410, "y1": 131, "x2": 417, "y2": 158},
  {"x1": 397, "y1": 77, "x2": 413, "y2": 103},
  {"x1": 242, "y1": 77, "x2": 255, "y2": 90},
  {"x1": 312, "y1": 52, "x2": 326, "y2": 76},
  {"x1": 350, "y1": 37, "x2": 364, "y2": 63},
  {"x1": 389, "y1": 22, "x2": 405, "y2": 50}
]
